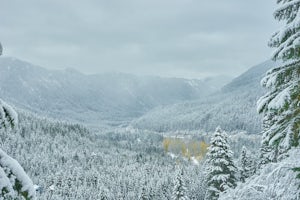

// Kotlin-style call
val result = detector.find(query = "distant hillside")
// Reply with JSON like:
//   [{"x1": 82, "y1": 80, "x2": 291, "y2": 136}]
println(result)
[
  {"x1": 131, "y1": 60, "x2": 279, "y2": 134},
  {"x1": 0, "y1": 57, "x2": 220, "y2": 126},
  {"x1": 204, "y1": 75, "x2": 233, "y2": 91}
]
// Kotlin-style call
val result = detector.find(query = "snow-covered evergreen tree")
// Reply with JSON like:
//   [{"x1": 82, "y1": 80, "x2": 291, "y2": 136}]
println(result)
[
  {"x1": 204, "y1": 127, "x2": 237, "y2": 200},
  {"x1": 257, "y1": 0, "x2": 300, "y2": 162},
  {"x1": 258, "y1": 141, "x2": 274, "y2": 167},
  {"x1": 269, "y1": 0, "x2": 300, "y2": 61},
  {"x1": 0, "y1": 100, "x2": 36, "y2": 199},
  {"x1": 239, "y1": 146, "x2": 255, "y2": 182},
  {"x1": 0, "y1": 100, "x2": 18, "y2": 129},
  {"x1": 172, "y1": 168, "x2": 189, "y2": 200},
  {"x1": 0, "y1": 44, "x2": 35, "y2": 200}
]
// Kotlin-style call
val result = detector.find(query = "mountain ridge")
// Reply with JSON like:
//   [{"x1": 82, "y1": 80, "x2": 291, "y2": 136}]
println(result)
[
  {"x1": 0, "y1": 57, "x2": 223, "y2": 126},
  {"x1": 131, "y1": 60, "x2": 277, "y2": 134}
]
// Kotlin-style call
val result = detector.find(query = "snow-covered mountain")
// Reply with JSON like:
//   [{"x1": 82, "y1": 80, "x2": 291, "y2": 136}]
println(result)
[
  {"x1": 0, "y1": 57, "x2": 222, "y2": 126},
  {"x1": 131, "y1": 60, "x2": 278, "y2": 134},
  {"x1": 203, "y1": 75, "x2": 233, "y2": 91}
]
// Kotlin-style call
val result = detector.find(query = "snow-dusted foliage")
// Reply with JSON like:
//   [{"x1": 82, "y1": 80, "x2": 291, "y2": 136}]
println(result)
[
  {"x1": 219, "y1": 148, "x2": 300, "y2": 200},
  {"x1": 172, "y1": 168, "x2": 189, "y2": 200},
  {"x1": 204, "y1": 127, "x2": 237, "y2": 200},
  {"x1": 0, "y1": 149, "x2": 36, "y2": 200},
  {"x1": 257, "y1": 0, "x2": 300, "y2": 162},
  {"x1": 269, "y1": 0, "x2": 300, "y2": 61},
  {"x1": 222, "y1": 2, "x2": 300, "y2": 199},
  {"x1": 0, "y1": 99, "x2": 18, "y2": 130},
  {"x1": 0, "y1": 99, "x2": 35, "y2": 200},
  {"x1": 239, "y1": 146, "x2": 256, "y2": 182},
  {"x1": 0, "y1": 42, "x2": 2, "y2": 56}
]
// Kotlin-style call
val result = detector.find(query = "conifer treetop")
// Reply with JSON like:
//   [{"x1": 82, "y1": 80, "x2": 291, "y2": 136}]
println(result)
[{"x1": 269, "y1": 0, "x2": 300, "y2": 61}]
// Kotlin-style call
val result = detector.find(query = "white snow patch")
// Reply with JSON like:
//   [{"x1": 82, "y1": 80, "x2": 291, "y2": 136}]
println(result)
[
  {"x1": 191, "y1": 157, "x2": 199, "y2": 166},
  {"x1": 167, "y1": 152, "x2": 178, "y2": 159}
]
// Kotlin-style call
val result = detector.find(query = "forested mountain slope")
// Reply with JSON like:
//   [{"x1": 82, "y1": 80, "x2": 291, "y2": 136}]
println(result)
[
  {"x1": 0, "y1": 57, "x2": 219, "y2": 126},
  {"x1": 132, "y1": 60, "x2": 279, "y2": 134},
  {"x1": 2, "y1": 111, "x2": 209, "y2": 199},
  {"x1": 2, "y1": 110, "x2": 263, "y2": 199}
]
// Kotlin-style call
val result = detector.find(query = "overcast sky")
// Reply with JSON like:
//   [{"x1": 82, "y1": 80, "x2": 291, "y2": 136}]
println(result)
[{"x1": 1, "y1": 0, "x2": 278, "y2": 79}]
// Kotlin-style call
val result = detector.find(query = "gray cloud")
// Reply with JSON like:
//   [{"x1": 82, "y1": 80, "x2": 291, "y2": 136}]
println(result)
[{"x1": 1, "y1": 0, "x2": 278, "y2": 78}]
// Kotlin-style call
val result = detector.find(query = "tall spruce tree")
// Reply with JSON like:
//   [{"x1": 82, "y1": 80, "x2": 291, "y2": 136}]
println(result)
[
  {"x1": 204, "y1": 127, "x2": 237, "y2": 200},
  {"x1": 239, "y1": 146, "x2": 255, "y2": 182},
  {"x1": 257, "y1": 0, "x2": 300, "y2": 163},
  {"x1": 172, "y1": 168, "x2": 189, "y2": 200}
]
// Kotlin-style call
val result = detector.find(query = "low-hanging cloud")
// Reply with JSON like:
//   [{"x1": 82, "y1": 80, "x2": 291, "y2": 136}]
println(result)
[{"x1": 0, "y1": 0, "x2": 278, "y2": 79}]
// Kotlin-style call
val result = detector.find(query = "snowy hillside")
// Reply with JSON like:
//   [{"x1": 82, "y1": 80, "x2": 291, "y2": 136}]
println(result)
[
  {"x1": 131, "y1": 60, "x2": 279, "y2": 134},
  {"x1": 203, "y1": 75, "x2": 233, "y2": 91},
  {"x1": 0, "y1": 57, "x2": 221, "y2": 126},
  {"x1": 1, "y1": 111, "x2": 209, "y2": 199}
]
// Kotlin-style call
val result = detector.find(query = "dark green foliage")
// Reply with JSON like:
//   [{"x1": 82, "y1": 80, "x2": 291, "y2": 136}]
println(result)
[
  {"x1": 14, "y1": 179, "x2": 30, "y2": 200},
  {"x1": 292, "y1": 167, "x2": 300, "y2": 179},
  {"x1": 0, "y1": 105, "x2": 16, "y2": 129},
  {"x1": 259, "y1": 0, "x2": 300, "y2": 163}
]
